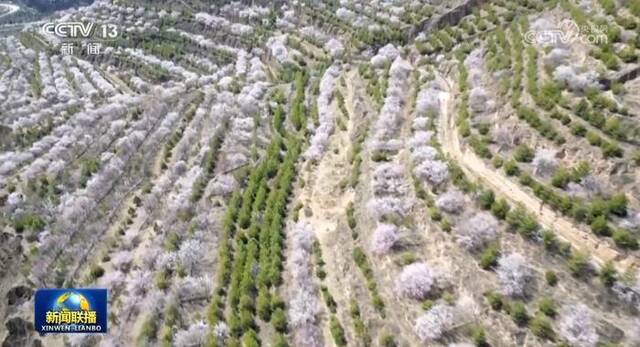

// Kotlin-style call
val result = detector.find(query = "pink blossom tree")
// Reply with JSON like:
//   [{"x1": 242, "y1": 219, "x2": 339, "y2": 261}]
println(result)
[
  {"x1": 558, "y1": 303, "x2": 598, "y2": 347},
  {"x1": 436, "y1": 190, "x2": 466, "y2": 214},
  {"x1": 395, "y1": 262, "x2": 445, "y2": 300},
  {"x1": 454, "y1": 212, "x2": 499, "y2": 251},
  {"x1": 414, "y1": 303, "x2": 457, "y2": 342},
  {"x1": 370, "y1": 223, "x2": 400, "y2": 255},
  {"x1": 496, "y1": 253, "x2": 533, "y2": 297}
]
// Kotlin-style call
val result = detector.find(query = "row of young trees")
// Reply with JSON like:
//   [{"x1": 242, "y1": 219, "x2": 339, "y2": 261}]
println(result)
[
  {"x1": 505, "y1": 15, "x2": 628, "y2": 161},
  {"x1": 431, "y1": 6, "x2": 640, "y2": 346},
  {"x1": 462, "y1": 23, "x2": 637, "y2": 250},
  {"x1": 63, "y1": 88, "x2": 227, "y2": 346},
  {"x1": 207, "y1": 73, "x2": 310, "y2": 345},
  {"x1": 445, "y1": 113, "x2": 638, "y2": 347},
  {"x1": 404, "y1": 75, "x2": 483, "y2": 344},
  {"x1": 500, "y1": 151, "x2": 637, "y2": 249}
]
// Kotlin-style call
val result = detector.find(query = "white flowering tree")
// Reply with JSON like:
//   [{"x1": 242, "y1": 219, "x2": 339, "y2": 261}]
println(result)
[
  {"x1": 395, "y1": 262, "x2": 445, "y2": 300},
  {"x1": 370, "y1": 223, "x2": 400, "y2": 255},
  {"x1": 454, "y1": 212, "x2": 499, "y2": 251},
  {"x1": 415, "y1": 160, "x2": 449, "y2": 187},
  {"x1": 287, "y1": 222, "x2": 323, "y2": 347},
  {"x1": 496, "y1": 253, "x2": 533, "y2": 297},
  {"x1": 558, "y1": 304, "x2": 598, "y2": 347},
  {"x1": 436, "y1": 190, "x2": 466, "y2": 214},
  {"x1": 372, "y1": 163, "x2": 407, "y2": 196},
  {"x1": 367, "y1": 196, "x2": 411, "y2": 221},
  {"x1": 177, "y1": 238, "x2": 206, "y2": 275},
  {"x1": 532, "y1": 149, "x2": 557, "y2": 177},
  {"x1": 414, "y1": 303, "x2": 457, "y2": 342},
  {"x1": 174, "y1": 321, "x2": 208, "y2": 347}
]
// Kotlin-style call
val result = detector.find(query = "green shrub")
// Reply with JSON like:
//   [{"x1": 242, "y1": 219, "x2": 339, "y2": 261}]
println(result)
[
  {"x1": 399, "y1": 252, "x2": 418, "y2": 265},
  {"x1": 346, "y1": 202, "x2": 357, "y2": 230},
  {"x1": 518, "y1": 172, "x2": 533, "y2": 186},
  {"x1": 321, "y1": 286, "x2": 337, "y2": 313},
  {"x1": 272, "y1": 308, "x2": 287, "y2": 332},
  {"x1": 586, "y1": 131, "x2": 601, "y2": 146},
  {"x1": 619, "y1": 45, "x2": 638, "y2": 63},
  {"x1": 616, "y1": 15, "x2": 637, "y2": 30},
  {"x1": 272, "y1": 334, "x2": 289, "y2": 347},
  {"x1": 601, "y1": 141, "x2": 623, "y2": 158},
  {"x1": 137, "y1": 315, "x2": 158, "y2": 344},
  {"x1": 568, "y1": 251, "x2": 591, "y2": 278},
  {"x1": 491, "y1": 198, "x2": 510, "y2": 219},
  {"x1": 551, "y1": 168, "x2": 571, "y2": 188},
  {"x1": 632, "y1": 150, "x2": 640, "y2": 166},
  {"x1": 504, "y1": 160, "x2": 520, "y2": 176},
  {"x1": 227, "y1": 337, "x2": 241, "y2": 347},
  {"x1": 590, "y1": 215, "x2": 611, "y2": 236},
  {"x1": 89, "y1": 264, "x2": 105, "y2": 280},
  {"x1": 459, "y1": 120, "x2": 471, "y2": 137},
  {"x1": 165, "y1": 232, "x2": 180, "y2": 251},
  {"x1": 537, "y1": 297, "x2": 557, "y2": 317},
  {"x1": 373, "y1": 294, "x2": 385, "y2": 315},
  {"x1": 599, "y1": 261, "x2": 617, "y2": 287},
  {"x1": 545, "y1": 270, "x2": 558, "y2": 286},
  {"x1": 492, "y1": 156, "x2": 504, "y2": 168},
  {"x1": 485, "y1": 291, "x2": 503, "y2": 310},
  {"x1": 239, "y1": 309, "x2": 254, "y2": 331},
  {"x1": 478, "y1": 190, "x2": 495, "y2": 210},
  {"x1": 371, "y1": 151, "x2": 390, "y2": 162},
  {"x1": 587, "y1": 198, "x2": 609, "y2": 221},
  {"x1": 506, "y1": 206, "x2": 539, "y2": 237},
  {"x1": 479, "y1": 242, "x2": 501, "y2": 269},
  {"x1": 316, "y1": 268, "x2": 327, "y2": 280},
  {"x1": 571, "y1": 124, "x2": 587, "y2": 137},
  {"x1": 421, "y1": 299, "x2": 435, "y2": 311},
  {"x1": 541, "y1": 230, "x2": 558, "y2": 252},
  {"x1": 508, "y1": 301, "x2": 529, "y2": 326},
  {"x1": 242, "y1": 329, "x2": 259, "y2": 347},
  {"x1": 529, "y1": 314, "x2": 555, "y2": 340},
  {"x1": 612, "y1": 229, "x2": 639, "y2": 249},
  {"x1": 429, "y1": 207, "x2": 442, "y2": 221},
  {"x1": 256, "y1": 288, "x2": 271, "y2": 321},
  {"x1": 440, "y1": 217, "x2": 452, "y2": 232},
  {"x1": 478, "y1": 123, "x2": 491, "y2": 135},
  {"x1": 472, "y1": 325, "x2": 489, "y2": 347},
  {"x1": 379, "y1": 334, "x2": 397, "y2": 347},
  {"x1": 164, "y1": 302, "x2": 178, "y2": 327},
  {"x1": 329, "y1": 316, "x2": 347, "y2": 346},
  {"x1": 604, "y1": 117, "x2": 624, "y2": 139},
  {"x1": 13, "y1": 213, "x2": 46, "y2": 233},
  {"x1": 608, "y1": 194, "x2": 628, "y2": 217},
  {"x1": 538, "y1": 81, "x2": 562, "y2": 110},
  {"x1": 599, "y1": 0, "x2": 616, "y2": 14},
  {"x1": 514, "y1": 144, "x2": 534, "y2": 162},
  {"x1": 470, "y1": 135, "x2": 493, "y2": 158}
]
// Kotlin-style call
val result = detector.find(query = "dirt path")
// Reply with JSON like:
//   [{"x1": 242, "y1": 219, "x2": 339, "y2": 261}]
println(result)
[
  {"x1": 343, "y1": 67, "x2": 427, "y2": 345},
  {"x1": 435, "y1": 72, "x2": 638, "y2": 272},
  {"x1": 292, "y1": 68, "x2": 394, "y2": 346},
  {"x1": 295, "y1": 67, "x2": 360, "y2": 345}
]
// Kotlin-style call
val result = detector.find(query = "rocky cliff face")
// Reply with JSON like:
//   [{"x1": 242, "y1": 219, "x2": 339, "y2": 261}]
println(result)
[
  {"x1": 23, "y1": 0, "x2": 94, "y2": 13},
  {"x1": 407, "y1": 0, "x2": 489, "y2": 39}
]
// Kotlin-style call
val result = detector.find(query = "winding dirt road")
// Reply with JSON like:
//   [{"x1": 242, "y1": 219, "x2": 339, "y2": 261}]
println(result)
[{"x1": 434, "y1": 72, "x2": 638, "y2": 272}]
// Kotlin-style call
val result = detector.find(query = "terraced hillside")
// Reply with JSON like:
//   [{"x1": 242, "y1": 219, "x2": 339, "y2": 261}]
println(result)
[{"x1": 1, "y1": 0, "x2": 640, "y2": 346}]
